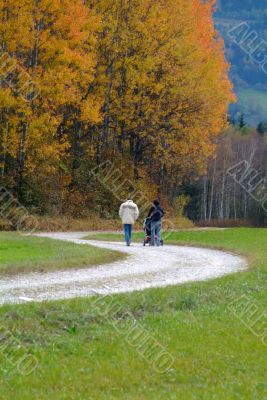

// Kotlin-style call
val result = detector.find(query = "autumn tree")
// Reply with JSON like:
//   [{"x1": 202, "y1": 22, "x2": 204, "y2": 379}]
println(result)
[
  {"x1": 0, "y1": 0, "x2": 100, "y2": 203},
  {"x1": 82, "y1": 0, "x2": 233, "y2": 191},
  {"x1": 0, "y1": 0, "x2": 234, "y2": 218}
]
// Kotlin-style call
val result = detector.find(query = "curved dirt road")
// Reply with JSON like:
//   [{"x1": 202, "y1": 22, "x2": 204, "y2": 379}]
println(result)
[{"x1": 0, "y1": 232, "x2": 247, "y2": 305}]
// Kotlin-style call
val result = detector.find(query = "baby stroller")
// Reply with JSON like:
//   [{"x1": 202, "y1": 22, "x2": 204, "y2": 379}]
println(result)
[{"x1": 143, "y1": 218, "x2": 163, "y2": 246}]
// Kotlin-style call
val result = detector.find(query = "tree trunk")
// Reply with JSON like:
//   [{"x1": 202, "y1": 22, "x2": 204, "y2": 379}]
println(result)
[
  {"x1": 208, "y1": 155, "x2": 217, "y2": 221},
  {"x1": 15, "y1": 122, "x2": 28, "y2": 199},
  {"x1": 202, "y1": 176, "x2": 207, "y2": 221},
  {"x1": 0, "y1": 112, "x2": 8, "y2": 179}
]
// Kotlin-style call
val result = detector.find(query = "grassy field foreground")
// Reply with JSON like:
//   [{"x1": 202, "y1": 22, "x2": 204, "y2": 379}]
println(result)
[
  {"x1": 0, "y1": 232, "x2": 125, "y2": 275},
  {"x1": 0, "y1": 228, "x2": 266, "y2": 399}
]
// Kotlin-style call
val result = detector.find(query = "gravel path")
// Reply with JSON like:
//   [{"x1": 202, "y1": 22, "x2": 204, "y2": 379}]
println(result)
[{"x1": 0, "y1": 232, "x2": 248, "y2": 305}]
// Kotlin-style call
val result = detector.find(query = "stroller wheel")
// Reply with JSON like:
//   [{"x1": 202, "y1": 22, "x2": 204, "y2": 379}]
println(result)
[
  {"x1": 143, "y1": 240, "x2": 146, "y2": 246},
  {"x1": 161, "y1": 240, "x2": 164, "y2": 246}
]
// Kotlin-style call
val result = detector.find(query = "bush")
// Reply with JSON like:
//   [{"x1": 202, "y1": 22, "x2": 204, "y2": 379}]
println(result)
[{"x1": 173, "y1": 195, "x2": 191, "y2": 217}]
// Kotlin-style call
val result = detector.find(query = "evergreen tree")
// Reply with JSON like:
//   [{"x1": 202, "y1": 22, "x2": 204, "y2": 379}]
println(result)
[
  {"x1": 238, "y1": 112, "x2": 246, "y2": 129},
  {"x1": 257, "y1": 122, "x2": 267, "y2": 136}
]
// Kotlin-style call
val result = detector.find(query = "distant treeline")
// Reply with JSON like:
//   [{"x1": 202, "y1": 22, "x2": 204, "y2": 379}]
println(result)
[
  {"x1": 185, "y1": 125, "x2": 267, "y2": 226},
  {"x1": 216, "y1": 0, "x2": 267, "y2": 126}
]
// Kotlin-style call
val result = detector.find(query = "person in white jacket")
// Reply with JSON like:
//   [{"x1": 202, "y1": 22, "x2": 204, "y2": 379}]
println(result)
[{"x1": 119, "y1": 199, "x2": 139, "y2": 246}]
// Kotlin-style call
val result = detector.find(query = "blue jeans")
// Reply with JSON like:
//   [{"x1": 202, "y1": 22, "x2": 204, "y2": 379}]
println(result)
[
  {"x1": 123, "y1": 224, "x2": 132, "y2": 245},
  {"x1": 151, "y1": 221, "x2": 161, "y2": 246}
]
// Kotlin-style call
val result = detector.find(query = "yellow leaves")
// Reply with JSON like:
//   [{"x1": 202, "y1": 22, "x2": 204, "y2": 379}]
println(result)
[
  {"x1": 0, "y1": 0, "x2": 233, "y2": 198},
  {"x1": 80, "y1": 96, "x2": 101, "y2": 124},
  {"x1": 0, "y1": 0, "x2": 100, "y2": 181},
  {"x1": 0, "y1": 88, "x2": 17, "y2": 109},
  {"x1": 57, "y1": 1, "x2": 100, "y2": 45},
  {"x1": 25, "y1": 113, "x2": 68, "y2": 174}
]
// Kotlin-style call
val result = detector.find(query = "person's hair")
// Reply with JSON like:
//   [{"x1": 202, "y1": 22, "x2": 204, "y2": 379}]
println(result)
[{"x1": 153, "y1": 199, "x2": 160, "y2": 207}]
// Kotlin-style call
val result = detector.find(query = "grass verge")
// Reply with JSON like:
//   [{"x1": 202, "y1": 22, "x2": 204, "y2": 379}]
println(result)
[
  {"x1": 0, "y1": 228, "x2": 266, "y2": 399},
  {"x1": 0, "y1": 232, "x2": 125, "y2": 275}
]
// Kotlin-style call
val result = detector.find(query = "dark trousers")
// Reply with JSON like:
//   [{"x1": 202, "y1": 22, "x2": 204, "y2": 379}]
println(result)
[{"x1": 123, "y1": 224, "x2": 132, "y2": 244}]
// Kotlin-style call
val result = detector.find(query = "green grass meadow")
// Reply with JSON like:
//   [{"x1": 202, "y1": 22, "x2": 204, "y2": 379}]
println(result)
[
  {"x1": 238, "y1": 89, "x2": 267, "y2": 110},
  {"x1": 0, "y1": 233, "x2": 125, "y2": 275},
  {"x1": 0, "y1": 228, "x2": 266, "y2": 399},
  {"x1": 237, "y1": 88, "x2": 267, "y2": 125}
]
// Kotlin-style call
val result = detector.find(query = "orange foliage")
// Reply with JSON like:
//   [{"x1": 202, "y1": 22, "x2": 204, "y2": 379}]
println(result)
[{"x1": 0, "y1": 0, "x2": 233, "y2": 214}]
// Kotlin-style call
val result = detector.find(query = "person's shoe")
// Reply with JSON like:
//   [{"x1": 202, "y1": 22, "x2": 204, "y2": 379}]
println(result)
[{"x1": 127, "y1": 242, "x2": 130, "y2": 246}]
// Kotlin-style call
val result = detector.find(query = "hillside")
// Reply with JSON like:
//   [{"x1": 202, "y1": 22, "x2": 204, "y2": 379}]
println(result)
[{"x1": 215, "y1": 0, "x2": 267, "y2": 125}]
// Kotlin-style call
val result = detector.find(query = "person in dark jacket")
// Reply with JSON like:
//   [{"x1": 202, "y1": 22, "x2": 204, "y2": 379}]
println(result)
[{"x1": 147, "y1": 200, "x2": 164, "y2": 246}]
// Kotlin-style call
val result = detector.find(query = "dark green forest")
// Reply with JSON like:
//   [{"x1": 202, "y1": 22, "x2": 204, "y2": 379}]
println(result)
[{"x1": 216, "y1": 0, "x2": 267, "y2": 126}]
